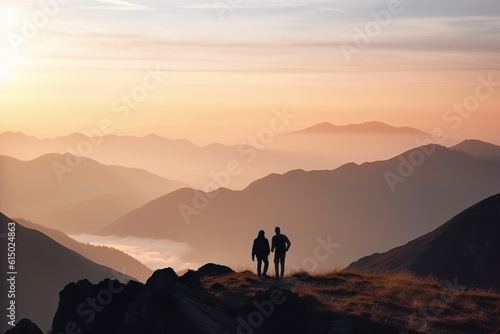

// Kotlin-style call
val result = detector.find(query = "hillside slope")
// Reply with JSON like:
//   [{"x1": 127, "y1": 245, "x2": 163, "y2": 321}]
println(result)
[
  {"x1": 16, "y1": 218, "x2": 152, "y2": 282},
  {"x1": 0, "y1": 154, "x2": 186, "y2": 233},
  {"x1": 348, "y1": 194, "x2": 500, "y2": 290},
  {"x1": 99, "y1": 145, "x2": 500, "y2": 270},
  {"x1": 0, "y1": 213, "x2": 133, "y2": 333}
]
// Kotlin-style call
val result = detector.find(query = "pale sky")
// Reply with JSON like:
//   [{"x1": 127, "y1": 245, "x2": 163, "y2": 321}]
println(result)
[{"x1": 1, "y1": 0, "x2": 499, "y2": 144}]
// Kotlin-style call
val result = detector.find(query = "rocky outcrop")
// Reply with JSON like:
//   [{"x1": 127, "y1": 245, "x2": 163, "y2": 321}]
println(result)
[
  {"x1": 50, "y1": 265, "x2": 234, "y2": 334},
  {"x1": 196, "y1": 263, "x2": 234, "y2": 278},
  {"x1": 46, "y1": 264, "x2": 403, "y2": 334},
  {"x1": 51, "y1": 278, "x2": 143, "y2": 334},
  {"x1": 4, "y1": 319, "x2": 43, "y2": 334}
]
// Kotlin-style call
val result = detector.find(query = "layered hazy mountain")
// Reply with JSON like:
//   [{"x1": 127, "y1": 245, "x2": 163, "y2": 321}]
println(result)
[
  {"x1": 0, "y1": 154, "x2": 186, "y2": 234},
  {"x1": 0, "y1": 131, "x2": 317, "y2": 190},
  {"x1": 97, "y1": 145, "x2": 500, "y2": 271},
  {"x1": 2, "y1": 123, "x2": 500, "y2": 333},
  {"x1": 0, "y1": 122, "x2": 438, "y2": 190},
  {"x1": 2, "y1": 124, "x2": 499, "y2": 273},
  {"x1": 0, "y1": 121, "x2": 447, "y2": 235},
  {"x1": 450, "y1": 139, "x2": 500, "y2": 158},
  {"x1": 348, "y1": 193, "x2": 500, "y2": 290},
  {"x1": 0, "y1": 213, "x2": 133, "y2": 333},
  {"x1": 270, "y1": 121, "x2": 436, "y2": 166}
]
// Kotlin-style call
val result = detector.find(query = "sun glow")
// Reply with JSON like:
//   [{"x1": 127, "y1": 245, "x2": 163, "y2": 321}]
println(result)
[{"x1": 0, "y1": 8, "x2": 21, "y2": 82}]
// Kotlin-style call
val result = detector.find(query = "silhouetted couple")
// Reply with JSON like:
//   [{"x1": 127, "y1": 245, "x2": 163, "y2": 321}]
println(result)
[{"x1": 252, "y1": 227, "x2": 291, "y2": 279}]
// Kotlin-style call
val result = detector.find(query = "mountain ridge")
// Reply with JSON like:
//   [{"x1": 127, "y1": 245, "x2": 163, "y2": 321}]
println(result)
[
  {"x1": 97, "y1": 144, "x2": 500, "y2": 270},
  {"x1": 0, "y1": 213, "x2": 133, "y2": 333},
  {"x1": 347, "y1": 193, "x2": 500, "y2": 290},
  {"x1": 451, "y1": 139, "x2": 500, "y2": 157},
  {"x1": 285, "y1": 121, "x2": 427, "y2": 135},
  {"x1": 0, "y1": 154, "x2": 186, "y2": 233},
  {"x1": 0, "y1": 131, "x2": 319, "y2": 190},
  {"x1": 15, "y1": 218, "x2": 152, "y2": 282}
]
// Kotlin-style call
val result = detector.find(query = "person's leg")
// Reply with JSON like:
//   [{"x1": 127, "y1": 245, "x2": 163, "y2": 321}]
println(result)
[
  {"x1": 280, "y1": 253, "x2": 286, "y2": 279},
  {"x1": 274, "y1": 253, "x2": 279, "y2": 278},
  {"x1": 263, "y1": 257, "x2": 269, "y2": 276},
  {"x1": 257, "y1": 257, "x2": 262, "y2": 277}
]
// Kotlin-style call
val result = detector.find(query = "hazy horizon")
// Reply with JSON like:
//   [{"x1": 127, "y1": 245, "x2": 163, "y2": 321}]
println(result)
[
  {"x1": 2, "y1": 119, "x2": 500, "y2": 148},
  {"x1": 1, "y1": 0, "x2": 500, "y2": 145}
]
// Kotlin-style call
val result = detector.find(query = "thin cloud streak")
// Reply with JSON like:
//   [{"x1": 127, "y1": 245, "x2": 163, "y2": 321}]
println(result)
[{"x1": 91, "y1": 0, "x2": 150, "y2": 10}]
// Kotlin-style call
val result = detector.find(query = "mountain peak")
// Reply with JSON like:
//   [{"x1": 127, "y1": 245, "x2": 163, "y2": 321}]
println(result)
[
  {"x1": 0, "y1": 131, "x2": 38, "y2": 140},
  {"x1": 451, "y1": 139, "x2": 500, "y2": 157},
  {"x1": 290, "y1": 121, "x2": 425, "y2": 135}
]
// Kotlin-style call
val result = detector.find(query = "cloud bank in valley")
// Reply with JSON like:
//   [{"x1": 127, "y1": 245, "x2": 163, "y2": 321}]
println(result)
[{"x1": 70, "y1": 234, "x2": 198, "y2": 273}]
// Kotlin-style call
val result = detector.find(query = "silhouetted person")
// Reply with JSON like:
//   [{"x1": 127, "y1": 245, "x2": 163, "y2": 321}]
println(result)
[
  {"x1": 271, "y1": 226, "x2": 291, "y2": 279},
  {"x1": 252, "y1": 230, "x2": 270, "y2": 277}
]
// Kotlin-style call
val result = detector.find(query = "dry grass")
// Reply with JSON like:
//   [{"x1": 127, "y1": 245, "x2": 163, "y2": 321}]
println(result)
[{"x1": 200, "y1": 269, "x2": 500, "y2": 333}]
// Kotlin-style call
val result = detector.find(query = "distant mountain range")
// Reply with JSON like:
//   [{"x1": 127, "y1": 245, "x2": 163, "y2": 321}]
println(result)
[
  {"x1": 0, "y1": 213, "x2": 133, "y2": 333},
  {"x1": 347, "y1": 193, "x2": 500, "y2": 290},
  {"x1": 0, "y1": 131, "x2": 319, "y2": 189},
  {"x1": 286, "y1": 121, "x2": 427, "y2": 135},
  {"x1": 0, "y1": 154, "x2": 186, "y2": 234},
  {"x1": 270, "y1": 121, "x2": 438, "y2": 164},
  {"x1": 451, "y1": 139, "x2": 500, "y2": 157},
  {"x1": 98, "y1": 144, "x2": 500, "y2": 270},
  {"x1": 2, "y1": 121, "x2": 475, "y2": 235},
  {"x1": 2, "y1": 134, "x2": 499, "y2": 253},
  {"x1": 0, "y1": 122, "x2": 454, "y2": 190}
]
